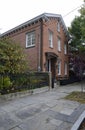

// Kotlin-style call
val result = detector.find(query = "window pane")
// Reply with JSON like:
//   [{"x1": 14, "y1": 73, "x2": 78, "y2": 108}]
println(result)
[
  {"x1": 26, "y1": 31, "x2": 35, "y2": 47},
  {"x1": 32, "y1": 32, "x2": 35, "y2": 45},
  {"x1": 27, "y1": 34, "x2": 31, "y2": 46},
  {"x1": 64, "y1": 43, "x2": 67, "y2": 54},
  {"x1": 57, "y1": 22, "x2": 60, "y2": 32},
  {"x1": 49, "y1": 31, "x2": 53, "y2": 48},
  {"x1": 65, "y1": 62, "x2": 67, "y2": 75},
  {"x1": 58, "y1": 38, "x2": 61, "y2": 51}
]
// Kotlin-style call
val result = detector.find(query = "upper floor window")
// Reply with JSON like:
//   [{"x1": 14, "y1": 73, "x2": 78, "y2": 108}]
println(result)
[
  {"x1": 26, "y1": 31, "x2": 35, "y2": 48},
  {"x1": 57, "y1": 22, "x2": 60, "y2": 32},
  {"x1": 64, "y1": 43, "x2": 67, "y2": 54},
  {"x1": 58, "y1": 37, "x2": 61, "y2": 52},
  {"x1": 49, "y1": 30, "x2": 53, "y2": 48}
]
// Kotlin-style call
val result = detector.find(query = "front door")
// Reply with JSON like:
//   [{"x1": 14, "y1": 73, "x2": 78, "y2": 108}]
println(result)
[
  {"x1": 47, "y1": 58, "x2": 56, "y2": 78},
  {"x1": 47, "y1": 58, "x2": 56, "y2": 88},
  {"x1": 47, "y1": 59, "x2": 51, "y2": 72},
  {"x1": 51, "y1": 58, "x2": 56, "y2": 79}
]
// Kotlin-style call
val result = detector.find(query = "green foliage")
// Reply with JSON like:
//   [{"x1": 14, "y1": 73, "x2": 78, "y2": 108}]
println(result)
[
  {"x1": 0, "y1": 38, "x2": 29, "y2": 74},
  {"x1": 68, "y1": 1, "x2": 85, "y2": 78},
  {"x1": 3, "y1": 76, "x2": 12, "y2": 88},
  {"x1": 0, "y1": 76, "x2": 12, "y2": 90},
  {"x1": 0, "y1": 72, "x2": 49, "y2": 94},
  {"x1": 12, "y1": 74, "x2": 29, "y2": 88},
  {"x1": 79, "y1": 1, "x2": 85, "y2": 39},
  {"x1": 68, "y1": 16, "x2": 83, "y2": 48},
  {"x1": 68, "y1": 1, "x2": 85, "y2": 50}
]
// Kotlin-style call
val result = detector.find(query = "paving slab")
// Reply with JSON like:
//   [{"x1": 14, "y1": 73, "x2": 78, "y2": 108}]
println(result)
[
  {"x1": 50, "y1": 118, "x2": 63, "y2": 126},
  {"x1": 0, "y1": 83, "x2": 85, "y2": 130},
  {"x1": 18, "y1": 112, "x2": 57, "y2": 130},
  {"x1": 57, "y1": 121, "x2": 73, "y2": 130},
  {"x1": 0, "y1": 113, "x2": 20, "y2": 130},
  {"x1": 16, "y1": 107, "x2": 41, "y2": 120}
]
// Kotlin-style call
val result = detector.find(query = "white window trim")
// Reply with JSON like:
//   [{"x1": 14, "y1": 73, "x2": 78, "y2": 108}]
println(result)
[
  {"x1": 26, "y1": 31, "x2": 35, "y2": 48},
  {"x1": 49, "y1": 30, "x2": 53, "y2": 48}
]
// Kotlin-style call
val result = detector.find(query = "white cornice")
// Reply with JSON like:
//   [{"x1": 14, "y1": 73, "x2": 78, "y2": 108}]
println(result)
[{"x1": 0, "y1": 13, "x2": 70, "y2": 39}]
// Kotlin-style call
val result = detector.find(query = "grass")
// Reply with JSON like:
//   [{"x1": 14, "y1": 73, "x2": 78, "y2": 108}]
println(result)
[{"x1": 64, "y1": 91, "x2": 85, "y2": 104}]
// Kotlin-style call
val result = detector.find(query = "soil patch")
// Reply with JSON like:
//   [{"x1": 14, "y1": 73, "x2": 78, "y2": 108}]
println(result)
[{"x1": 64, "y1": 91, "x2": 85, "y2": 104}]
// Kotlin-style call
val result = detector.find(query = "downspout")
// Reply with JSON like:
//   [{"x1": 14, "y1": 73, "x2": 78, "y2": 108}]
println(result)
[
  {"x1": 38, "y1": 33, "x2": 41, "y2": 71},
  {"x1": 38, "y1": 18, "x2": 43, "y2": 71}
]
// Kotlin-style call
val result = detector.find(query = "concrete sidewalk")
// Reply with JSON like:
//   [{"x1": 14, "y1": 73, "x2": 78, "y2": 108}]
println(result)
[{"x1": 0, "y1": 82, "x2": 85, "y2": 130}]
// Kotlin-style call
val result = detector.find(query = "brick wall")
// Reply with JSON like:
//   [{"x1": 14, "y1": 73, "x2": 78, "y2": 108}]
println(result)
[
  {"x1": 42, "y1": 18, "x2": 69, "y2": 77},
  {"x1": 10, "y1": 22, "x2": 41, "y2": 71},
  {"x1": 5, "y1": 17, "x2": 69, "y2": 78}
]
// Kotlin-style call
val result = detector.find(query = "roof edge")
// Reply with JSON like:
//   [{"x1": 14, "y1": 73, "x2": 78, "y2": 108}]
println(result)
[{"x1": 0, "y1": 13, "x2": 70, "y2": 39}]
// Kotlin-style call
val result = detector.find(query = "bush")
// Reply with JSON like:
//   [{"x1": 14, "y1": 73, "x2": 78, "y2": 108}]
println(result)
[{"x1": 0, "y1": 76, "x2": 12, "y2": 94}]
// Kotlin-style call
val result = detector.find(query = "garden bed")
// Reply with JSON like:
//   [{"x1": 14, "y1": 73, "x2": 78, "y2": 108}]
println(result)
[{"x1": 64, "y1": 91, "x2": 85, "y2": 104}]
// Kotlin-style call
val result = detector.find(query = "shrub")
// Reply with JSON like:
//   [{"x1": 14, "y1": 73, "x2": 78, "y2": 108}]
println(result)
[{"x1": 0, "y1": 76, "x2": 12, "y2": 94}]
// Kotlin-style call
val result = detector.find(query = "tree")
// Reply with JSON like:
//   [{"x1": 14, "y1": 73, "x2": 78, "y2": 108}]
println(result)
[
  {"x1": 68, "y1": 1, "x2": 85, "y2": 47},
  {"x1": 68, "y1": 16, "x2": 82, "y2": 48},
  {"x1": 0, "y1": 38, "x2": 29, "y2": 75},
  {"x1": 68, "y1": 0, "x2": 85, "y2": 82},
  {"x1": 79, "y1": 0, "x2": 85, "y2": 41}
]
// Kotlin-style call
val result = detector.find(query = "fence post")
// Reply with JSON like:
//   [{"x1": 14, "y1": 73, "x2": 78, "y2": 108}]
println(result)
[{"x1": 49, "y1": 72, "x2": 52, "y2": 90}]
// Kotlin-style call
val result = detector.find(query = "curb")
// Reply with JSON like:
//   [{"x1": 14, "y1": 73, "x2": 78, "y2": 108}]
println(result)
[{"x1": 0, "y1": 86, "x2": 49, "y2": 101}]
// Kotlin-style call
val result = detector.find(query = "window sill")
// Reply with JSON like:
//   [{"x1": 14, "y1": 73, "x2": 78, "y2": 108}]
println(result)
[
  {"x1": 58, "y1": 50, "x2": 61, "y2": 52},
  {"x1": 57, "y1": 30, "x2": 60, "y2": 33},
  {"x1": 49, "y1": 46, "x2": 53, "y2": 49},
  {"x1": 26, "y1": 45, "x2": 35, "y2": 49},
  {"x1": 58, "y1": 74, "x2": 61, "y2": 76}
]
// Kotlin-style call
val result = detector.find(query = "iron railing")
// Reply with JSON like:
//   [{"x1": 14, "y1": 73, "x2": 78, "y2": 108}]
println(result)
[{"x1": 0, "y1": 72, "x2": 49, "y2": 94}]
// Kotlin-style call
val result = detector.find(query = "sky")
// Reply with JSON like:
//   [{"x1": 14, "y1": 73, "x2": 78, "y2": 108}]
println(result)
[{"x1": 0, "y1": 0, "x2": 84, "y2": 34}]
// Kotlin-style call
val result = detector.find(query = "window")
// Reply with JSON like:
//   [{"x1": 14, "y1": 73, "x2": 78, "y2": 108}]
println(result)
[
  {"x1": 49, "y1": 30, "x2": 53, "y2": 48},
  {"x1": 57, "y1": 22, "x2": 60, "y2": 32},
  {"x1": 57, "y1": 61, "x2": 61, "y2": 75},
  {"x1": 65, "y1": 62, "x2": 67, "y2": 75},
  {"x1": 26, "y1": 31, "x2": 35, "y2": 47},
  {"x1": 58, "y1": 37, "x2": 61, "y2": 51},
  {"x1": 64, "y1": 43, "x2": 67, "y2": 54}
]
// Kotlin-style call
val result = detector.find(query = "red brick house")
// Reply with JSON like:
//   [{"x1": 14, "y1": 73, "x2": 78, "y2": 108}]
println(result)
[{"x1": 1, "y1": 13, "x2": 70, "y2": 80}]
